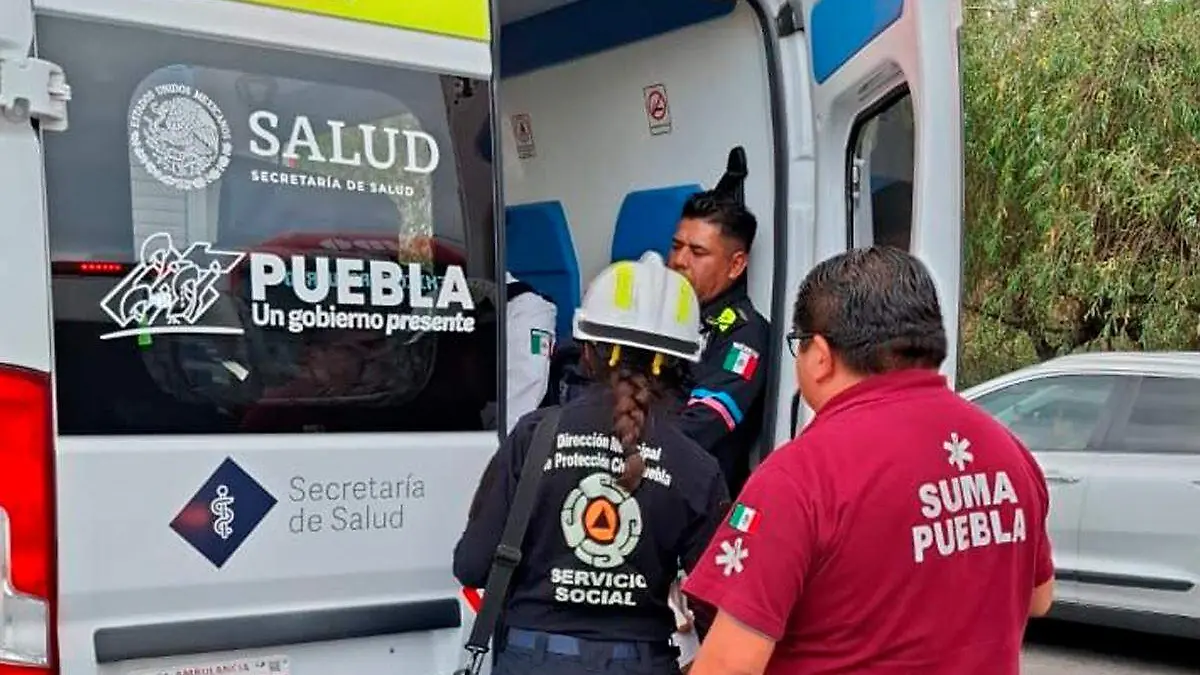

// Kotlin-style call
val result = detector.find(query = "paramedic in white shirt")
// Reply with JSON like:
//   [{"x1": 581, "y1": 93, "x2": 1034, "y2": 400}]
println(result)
[{"x1": 505, "y1": 272, "x2": 557, "y2": 434}]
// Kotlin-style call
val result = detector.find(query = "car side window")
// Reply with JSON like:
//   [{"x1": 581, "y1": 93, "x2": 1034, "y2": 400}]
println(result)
[
  {"x1": 1109, "y1": 376, "x2": 1200, "y2": 453},
  {"x1": 973, "y1": 375, "x2": 1120, "y2": 451}
]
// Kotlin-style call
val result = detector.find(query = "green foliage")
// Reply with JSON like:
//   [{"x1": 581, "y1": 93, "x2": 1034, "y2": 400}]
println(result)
[{"x1": 959, "y1": 0, "x2": 1200, "y2": 386}]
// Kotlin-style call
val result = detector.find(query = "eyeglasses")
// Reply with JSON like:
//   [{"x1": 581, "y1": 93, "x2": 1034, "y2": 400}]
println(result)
[{"x1": 785, "y1": 330, "x2": 815, "y2": 357}]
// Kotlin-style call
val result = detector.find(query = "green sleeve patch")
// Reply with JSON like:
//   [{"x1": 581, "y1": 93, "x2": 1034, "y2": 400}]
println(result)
[{"x1": 707, "y1": 306, "x2": 747, "y2": 333}]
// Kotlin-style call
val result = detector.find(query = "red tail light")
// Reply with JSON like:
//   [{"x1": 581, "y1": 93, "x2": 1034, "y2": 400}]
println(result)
[
  {"x1": 50, "y1": 261, "x2": 130, "y2": 277},
  {"x1": 0, "y1": 365, "x2": 57, "y2": 673},
  {"x1": 73, "y1": 262, "x2": 126, "y2": 276}
]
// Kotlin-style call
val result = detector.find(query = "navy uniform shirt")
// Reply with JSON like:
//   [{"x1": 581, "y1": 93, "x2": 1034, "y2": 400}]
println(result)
[
  {"x1": 453, "y1": 386, "x2": 730, "y2": 644},
  {"x1": 678, "y1": 276, "x2": 769, "y2": 497}
]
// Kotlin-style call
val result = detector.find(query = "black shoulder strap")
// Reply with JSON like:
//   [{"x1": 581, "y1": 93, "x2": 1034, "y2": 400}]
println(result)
[{"x1": 456, "y1": 406, "x2": 564, "y2": 675}]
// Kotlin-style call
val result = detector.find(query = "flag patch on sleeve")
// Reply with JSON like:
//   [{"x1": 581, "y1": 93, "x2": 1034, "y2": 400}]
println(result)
[
  {"x1": 728, "y1": 502, "x2": 760, "y2": 533},
  {"x1": 530, "y1": 329, "x2": 553, "y2": 355},
  {"x1": 723, "y1": 342, "x2": 760, "y2": 380}
]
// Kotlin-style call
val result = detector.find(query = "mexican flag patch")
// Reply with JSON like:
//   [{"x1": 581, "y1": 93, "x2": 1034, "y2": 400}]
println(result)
[
  {"x1": 723, "y1": 342, "x2": 760, "y2": 380},
  {"x1": 530, "y1": 329, "x2": 553, "y2": 355},
  {"x1": 728, "y1": 502, "x2": 760, "y2": 533}
]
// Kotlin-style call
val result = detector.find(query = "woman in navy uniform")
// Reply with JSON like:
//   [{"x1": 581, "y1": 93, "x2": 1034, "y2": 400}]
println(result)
[{"x1": 454, "y1": 251, "x2": 730, "y2": 675}]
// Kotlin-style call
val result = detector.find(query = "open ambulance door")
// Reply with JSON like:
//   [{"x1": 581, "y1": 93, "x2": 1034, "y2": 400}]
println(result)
[
  {"x1": 5, "y1": 0, "x2": 501, "y2": 672},
  {"x1": 779, "y1": 0, "x2": 965, "y2": 439}
]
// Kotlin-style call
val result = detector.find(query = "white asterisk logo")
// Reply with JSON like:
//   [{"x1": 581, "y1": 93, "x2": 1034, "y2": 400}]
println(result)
[
  {"x1": 943, "y1": 432, "x2": 974, "y2": 472},
  {"x1": 715, "y1": 537, "x2": 749, "y2": 576}
]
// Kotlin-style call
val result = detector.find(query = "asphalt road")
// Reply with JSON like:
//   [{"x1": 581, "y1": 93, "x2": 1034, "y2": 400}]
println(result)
[{"x1": 1023, "y1": 620, "x2": 1199, "y2": 674}]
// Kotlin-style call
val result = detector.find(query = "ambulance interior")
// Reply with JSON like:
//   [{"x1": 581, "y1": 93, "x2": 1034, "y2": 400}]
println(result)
[
  {"x1": 488, "y1": 0, "x2": 784, "y2": 451},
  {"x1": 492, "y1": 0, "x2": 780, "y2": 335},
  {"x1": 490, "y1": 0, "x2": 914, "y2": 443}
]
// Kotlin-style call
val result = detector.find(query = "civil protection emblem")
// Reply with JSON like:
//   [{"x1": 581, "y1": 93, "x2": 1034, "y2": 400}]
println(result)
[{"x1": 560, "y1": 472, "x2": 643, "y2": 569}]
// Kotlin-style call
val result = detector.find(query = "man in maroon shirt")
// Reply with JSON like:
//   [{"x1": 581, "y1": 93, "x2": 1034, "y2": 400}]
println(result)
[{"x1": 681, "y1": 246, "x2": 1055, "y2": 675}]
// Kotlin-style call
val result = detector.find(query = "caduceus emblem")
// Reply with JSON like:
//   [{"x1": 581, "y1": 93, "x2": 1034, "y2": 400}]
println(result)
[{"x1": 210, "y1": 485, "x2": 236, "y2": 541}]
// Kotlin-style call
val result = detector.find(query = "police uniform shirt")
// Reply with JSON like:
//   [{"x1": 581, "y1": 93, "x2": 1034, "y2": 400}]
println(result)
[
  {"x1": 681, "y1": 370, "x2": 1054, "y2": 675},
  {"x1": 678, "y1": 276, "x2": 770, "y2": 497},
  {"x1": 453, "y1": 386, "x2": 730, "y2": 644},
  {"x1": 505, "y1": 272, "x2": 557, "y2": 434}
]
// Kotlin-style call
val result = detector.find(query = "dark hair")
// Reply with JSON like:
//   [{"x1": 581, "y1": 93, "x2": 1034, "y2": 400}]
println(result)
[
  {"x1": 468, "y1": 341, "x2": 682, "y2": 515},
  {"x1": 792, "y1": 245, "x2": 947, "y2": 374},
  {"x1": 585, "y1": 343, "x2": 681, "y2": 491},
  {"x1": 680, "y1": 190, "x2": 758, "y2": 253}
]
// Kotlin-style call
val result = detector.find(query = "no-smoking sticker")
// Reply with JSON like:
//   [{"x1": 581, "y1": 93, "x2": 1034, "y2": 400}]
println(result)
[{"x1": 643, "y1": 83, "x2": 672, "y2": 136}]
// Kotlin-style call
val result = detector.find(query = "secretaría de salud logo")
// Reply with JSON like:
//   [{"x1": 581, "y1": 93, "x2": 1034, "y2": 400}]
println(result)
[
  {"x1": 170, "y1": 457, "x2": 277, "y2": 569},
  {"x1": 129, "y1": 81, "x2": 233, "y2": 191}
]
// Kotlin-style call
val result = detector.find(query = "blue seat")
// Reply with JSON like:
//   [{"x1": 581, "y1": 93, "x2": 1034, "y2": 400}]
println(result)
[
  {"x1": 610, "y1": 184, "x2": 703, "y2": 263},
  {"x1": 505, "y1": 201, "x2": 581, "y2": 339}
]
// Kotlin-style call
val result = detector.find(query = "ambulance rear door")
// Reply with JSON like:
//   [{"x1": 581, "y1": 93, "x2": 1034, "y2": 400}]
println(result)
[
  {"x1": 0, "y1": 2, "x2": 64, "y2": 669},
  {"x1": 778, "y1": 0, "x2": 965, "y2": 436},
  {"x1": 20, "y1": 0, "x2": 503, "y2": 672}
]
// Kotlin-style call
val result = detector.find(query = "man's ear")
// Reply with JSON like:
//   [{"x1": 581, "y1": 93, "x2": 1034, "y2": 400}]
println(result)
[
  {"x1": 808, "y1": 334, "x2": 836, "y2": 384},
  {"x1": 727, "y1": 249, "x2": 749, "y2": 280}
]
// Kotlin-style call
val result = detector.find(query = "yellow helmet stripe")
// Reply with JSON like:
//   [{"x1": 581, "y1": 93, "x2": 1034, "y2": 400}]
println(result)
[
  {"x1": 613, "y1": 262, "x2": 635, "y2": 310},
  {"x1": 675, "y1": 278, "x2": 692, "y2": 324}
]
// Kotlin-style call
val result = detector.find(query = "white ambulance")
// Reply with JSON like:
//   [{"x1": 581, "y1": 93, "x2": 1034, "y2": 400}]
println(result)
[{"x1": 0, "y1": 0, "x2": 964, "y2": 672}]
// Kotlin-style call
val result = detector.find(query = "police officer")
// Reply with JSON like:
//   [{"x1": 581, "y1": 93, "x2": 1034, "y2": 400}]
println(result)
[
  {"x1": 667, "y1": 190, "x2": 769, "y2": 497},
  {"x1": 504, "y1": 271, "x2": 557, "y2": 433},
  {"x1": 680, "y1": 247, "x2": 1055, "y2": 675},
  {"x1": 453, "y1": 251, "x2": 730, "y2": 675}
]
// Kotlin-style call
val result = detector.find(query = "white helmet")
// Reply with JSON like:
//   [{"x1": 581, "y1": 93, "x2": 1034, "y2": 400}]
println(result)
[{"x1": 573, "y1": 251, "x2": 703, "y2": 362}]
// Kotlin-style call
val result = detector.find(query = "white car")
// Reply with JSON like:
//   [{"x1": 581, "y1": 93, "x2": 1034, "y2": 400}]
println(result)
[{"x1": 961, "y1": 352, "x2": 1200, "y2": 638}]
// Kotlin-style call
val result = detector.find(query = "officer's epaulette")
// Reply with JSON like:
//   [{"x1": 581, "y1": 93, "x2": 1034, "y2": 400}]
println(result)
[{"x1": 704, "y1": 305, "x2": 748, "y2": 333}]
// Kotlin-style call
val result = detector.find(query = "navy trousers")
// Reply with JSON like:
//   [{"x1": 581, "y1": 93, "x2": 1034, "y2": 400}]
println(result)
[{"x1": 493, "y1": 629, "x2": 681, "y2": 675}]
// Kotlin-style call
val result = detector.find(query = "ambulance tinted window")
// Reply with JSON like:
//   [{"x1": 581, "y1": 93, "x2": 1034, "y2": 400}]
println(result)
[
  {"x1": 38, "y1": 15, "x2": 499, "y2": 435},
  {"x1": 848, "y1": 90, "x2": 914, "y2": 251}
]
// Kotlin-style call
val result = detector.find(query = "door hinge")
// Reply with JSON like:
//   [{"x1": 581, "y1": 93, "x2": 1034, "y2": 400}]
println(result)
[
  {"x1": 0, "y1": 55, "x2": 71, "y2": 131},
  {"x1": 850, "y1": 157, "x2": 864, "y2": 201}
]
